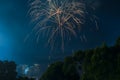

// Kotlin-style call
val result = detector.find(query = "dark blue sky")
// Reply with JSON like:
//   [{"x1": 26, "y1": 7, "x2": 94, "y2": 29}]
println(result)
[{"x1": 0, "y1": 0, "x2": 120, "y2": 71}]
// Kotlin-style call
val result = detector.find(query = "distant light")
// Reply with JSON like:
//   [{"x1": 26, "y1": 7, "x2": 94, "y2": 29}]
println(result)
[{"x1": 24, "y1": 67, "x2": 29, "y2": 74}]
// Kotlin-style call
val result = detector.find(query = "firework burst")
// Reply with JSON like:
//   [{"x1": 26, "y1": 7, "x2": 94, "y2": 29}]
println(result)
[{"x1": 28, "y1": 0, "x2": 87, "y2": 51}]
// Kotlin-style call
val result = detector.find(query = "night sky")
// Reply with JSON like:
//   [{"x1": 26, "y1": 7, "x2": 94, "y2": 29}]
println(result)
[{"x1": 0, "y1": 0, "x2": 120, "y2": 72}]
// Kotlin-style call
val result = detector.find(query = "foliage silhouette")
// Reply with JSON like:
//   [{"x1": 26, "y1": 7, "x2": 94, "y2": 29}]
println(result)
[
  {"x1": 0, "y1": 61, "x2": 17, "y2": 80},
  {"x1": 40, "y1": 37, "x2": 120, "y2": 80},
  {"x1": 0, "y1": 37, "x2": 120, "y2": 80},
  {"x1": 0, "y1": 60, "x2": 35, "y2": 80}
]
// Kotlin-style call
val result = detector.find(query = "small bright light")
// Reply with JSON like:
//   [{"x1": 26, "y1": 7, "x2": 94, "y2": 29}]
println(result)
[{"x1": 24, "y1": 67, "x2": 29, "y2": 74}]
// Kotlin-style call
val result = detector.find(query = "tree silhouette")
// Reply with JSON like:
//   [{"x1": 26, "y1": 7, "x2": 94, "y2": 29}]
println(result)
[
  {"x1": 40, "y1": 37, "x2": 120, "y2": 80},
  {"x1": 40, "y1": 61, "x2": 64, "y2": 80},
  {"x1": 0, "y1": 61, "x2": 17, "y2": 80},
  {"x1": 116, "y1": 37, "x2": 120, "y2": 46}
]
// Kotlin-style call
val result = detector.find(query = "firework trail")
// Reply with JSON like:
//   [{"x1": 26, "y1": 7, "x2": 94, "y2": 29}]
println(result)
[{"x1": 28, "y1": 0, "x2": 96, "y2": 51}]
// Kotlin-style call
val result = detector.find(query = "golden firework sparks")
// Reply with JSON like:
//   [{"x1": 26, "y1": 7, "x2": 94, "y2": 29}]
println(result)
[{"x1": 28, "y1": 0, "x2": 89, "y2": 51}]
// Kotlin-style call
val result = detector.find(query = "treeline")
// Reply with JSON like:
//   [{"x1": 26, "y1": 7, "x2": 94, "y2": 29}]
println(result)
[
  {"x1": 0, "y1": 37, "x2": 120, "y2": 80},
  {"x1": 0, "y1": 61, "x2": 35, "y2": 80},
  {"x1": 40, "y1": 37, "x2": 120, "y2": 80}
]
